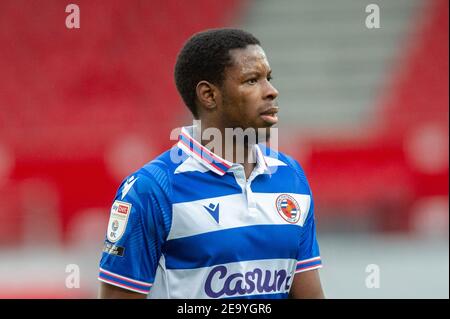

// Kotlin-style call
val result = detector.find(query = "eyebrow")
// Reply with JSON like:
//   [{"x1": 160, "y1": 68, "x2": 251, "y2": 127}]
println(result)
[{"x1": 241, "y1": 69, "x2": 272, "y2": 77}]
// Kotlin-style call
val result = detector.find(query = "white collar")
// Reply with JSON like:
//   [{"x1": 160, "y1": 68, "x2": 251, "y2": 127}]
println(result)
[{"x1": 176, "y1": 126, "x2": 270, "y2": 176}]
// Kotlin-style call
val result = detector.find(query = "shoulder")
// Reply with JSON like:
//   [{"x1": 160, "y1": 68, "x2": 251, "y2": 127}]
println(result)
[
  {"x1": 118, "y1": 145, "x2": 186, "y2": 199},
  {"x1": 259, "y1": 144, "x2": 306, "y2": 174},
  {"x1": 259, "y1": 144, "x2": 311, "y2": 189}
]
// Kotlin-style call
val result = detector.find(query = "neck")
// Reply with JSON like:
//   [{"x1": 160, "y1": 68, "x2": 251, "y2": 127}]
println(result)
[{"x1": 196, "y1": 121, "x2": 257, "y2": 179}]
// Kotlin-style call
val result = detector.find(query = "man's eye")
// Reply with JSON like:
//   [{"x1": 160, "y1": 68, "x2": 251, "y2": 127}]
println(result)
[
  {"x1": 267, "y1": 75, "x2": 273, "y2": 81},
  {"x1": 247, "y1": 78, "x2": 257, "y2": 84}
]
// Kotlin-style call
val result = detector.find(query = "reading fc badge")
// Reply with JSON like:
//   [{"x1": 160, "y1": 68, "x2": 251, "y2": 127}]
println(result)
[
  {"x1": 107, "y1": 200, "x2": 132, "y2": 243},
  {"x1": 275, "y1": 194, "x2": 301, "y2": 224}
]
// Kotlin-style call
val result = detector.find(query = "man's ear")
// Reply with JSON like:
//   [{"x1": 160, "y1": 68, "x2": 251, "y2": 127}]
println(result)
[{"x1": 196, "y1": 81, "x2": 218, "y2": 112}]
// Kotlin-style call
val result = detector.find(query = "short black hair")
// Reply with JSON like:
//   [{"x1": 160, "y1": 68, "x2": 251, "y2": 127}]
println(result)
[{"x1": 174, "y1": 28, "x2": 261, "y2": 118}]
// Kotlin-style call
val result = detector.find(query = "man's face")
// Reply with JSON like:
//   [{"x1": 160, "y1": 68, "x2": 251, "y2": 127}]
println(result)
[{"x1": 217, "y1": 44, "x2": 279, "y2": 133}]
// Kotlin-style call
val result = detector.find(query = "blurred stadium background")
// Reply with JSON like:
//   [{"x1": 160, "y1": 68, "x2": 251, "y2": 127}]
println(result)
[{"x1": 0, "y1": 0, "x2": 448, "y2": 298}]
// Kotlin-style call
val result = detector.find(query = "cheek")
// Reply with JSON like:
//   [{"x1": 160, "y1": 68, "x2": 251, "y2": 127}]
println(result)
[
  {"x1": 222, "y1": 91, "x2": 246, "y2": 116},
  {"x1": 241, "y1": 93, "x2": 262, "y2": 120},
  {"x1": 233, "y1": 97, "x2": 256, "y2": 124},
  {"x1": 234, "y1": 89, "x2": 259, "y2": 113},
  {"x1": 222, "y1": 87, "x2": 260, "y2": 125}
]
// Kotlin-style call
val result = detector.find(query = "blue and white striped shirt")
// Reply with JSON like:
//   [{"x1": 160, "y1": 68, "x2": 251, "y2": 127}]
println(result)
[{"x1": 98, "y1": 126, "x2": 322, "y2": 298}]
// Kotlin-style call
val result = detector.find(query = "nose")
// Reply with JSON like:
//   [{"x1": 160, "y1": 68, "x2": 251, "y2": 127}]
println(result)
[{"x1": 264, "y1": 80, "x2": 279, "y2": 100}]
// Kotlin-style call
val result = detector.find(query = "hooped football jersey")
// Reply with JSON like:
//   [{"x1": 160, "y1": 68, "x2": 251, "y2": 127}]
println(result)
[{"x1": 98, "y1": 126, "x2": 322, "y2": 298}]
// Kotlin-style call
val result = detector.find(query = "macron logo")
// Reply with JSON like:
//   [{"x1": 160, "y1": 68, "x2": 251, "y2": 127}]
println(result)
[
  {"x1": 121, "y1": 176, "x2": 138, "y2": 200},
  {"x1": 203, "y1": 203, "x2": 220, "y2": 224}
]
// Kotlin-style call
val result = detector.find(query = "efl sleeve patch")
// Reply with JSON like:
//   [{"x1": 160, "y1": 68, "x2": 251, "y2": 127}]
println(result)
[{"x1": 107, "y1": 200, "x2": 132, "y2": 243}]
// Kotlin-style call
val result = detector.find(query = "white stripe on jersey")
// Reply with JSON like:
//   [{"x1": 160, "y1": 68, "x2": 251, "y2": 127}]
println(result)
[
  {"x1": 168, "y1": 193, "x2": 311, "y2": 240},
  {"x1": 148, "y1": 258, "x2": 297, "y2": 299}
]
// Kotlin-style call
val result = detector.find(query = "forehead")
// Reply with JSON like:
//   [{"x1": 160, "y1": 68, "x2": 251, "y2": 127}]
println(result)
[{"x1": 227, "y1": 45, "x2": 270, "y2": 75}]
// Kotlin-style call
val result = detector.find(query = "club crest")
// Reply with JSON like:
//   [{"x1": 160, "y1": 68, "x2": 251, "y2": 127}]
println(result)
[{"x1": 275, "y1": 194, "x2": 301, "y2": 224}]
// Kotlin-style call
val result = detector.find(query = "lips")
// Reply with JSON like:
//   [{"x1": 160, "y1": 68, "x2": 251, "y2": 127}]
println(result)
[
  {"x1": 260, "y1": 106, "x2": 279, "y2": 125},
  {"x1": 260, "y1": 107, "x2": 279, "y2": 116}
]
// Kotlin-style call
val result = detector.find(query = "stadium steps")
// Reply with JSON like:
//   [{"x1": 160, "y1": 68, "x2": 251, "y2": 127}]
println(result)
[{"x1": 240, "y1": 0, "x2": 423, "y2": 132}]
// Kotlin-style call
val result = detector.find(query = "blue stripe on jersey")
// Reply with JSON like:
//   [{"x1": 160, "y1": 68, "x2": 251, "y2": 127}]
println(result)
[
  {"x1": 163, "y1": 224, "x2": 302, "y2": 269},
  {"x1": 172, "y1": 168, "x2": 311, "y2": 204},
  {"x1": 172, "y1": 171, "x2": 241, "y2": 203},
  {"x1": 250, "y1": 166, "x2": 311, "y2": 195}
]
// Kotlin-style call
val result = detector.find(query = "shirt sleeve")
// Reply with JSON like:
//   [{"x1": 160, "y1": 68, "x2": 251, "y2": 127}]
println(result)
[
  {"x1": 282, "y1": 154, "x2": 323, "y2": 274},
  {"x1": 98, "y1": 172, "x2": 168, "y2": 294},
  {"x1": 295, "y1": 197, "x2": 323, "y2": 274}
]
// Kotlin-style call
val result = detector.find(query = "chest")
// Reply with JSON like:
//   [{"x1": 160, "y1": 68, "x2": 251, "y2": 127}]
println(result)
[{"x1": 163, "y1": 173, "x2": 311, "y2": 267}]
